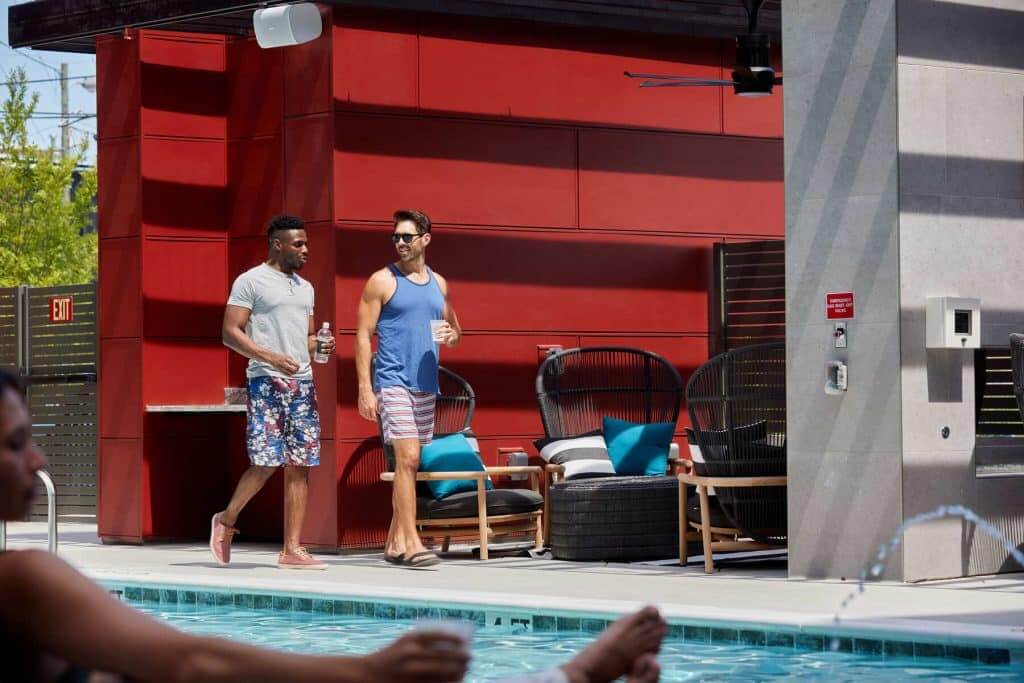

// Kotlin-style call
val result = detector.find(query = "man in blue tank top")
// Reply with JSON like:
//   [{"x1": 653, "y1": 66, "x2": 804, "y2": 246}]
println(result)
[{"x1": 356, "y1": 209, "x2": 462, "y2": 568}]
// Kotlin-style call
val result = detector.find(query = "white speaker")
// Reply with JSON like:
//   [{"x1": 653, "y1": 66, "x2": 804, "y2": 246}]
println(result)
[{"x1": 253, "y1": 4, "x2": 323, "y2": 49}]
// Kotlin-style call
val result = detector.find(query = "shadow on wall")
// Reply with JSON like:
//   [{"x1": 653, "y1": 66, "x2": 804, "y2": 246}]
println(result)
[
  {"x1": 897, "y1": 0, "x2": 1024, "y2": 70},
  {"x1": 331, "y1": 103, "x2": 785, "y2": 179},
  {"x1": 338, "y1": 228, "x2": 713, "y2": 290}
]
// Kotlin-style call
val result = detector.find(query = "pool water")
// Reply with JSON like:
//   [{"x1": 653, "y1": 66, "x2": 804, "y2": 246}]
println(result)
[{"x1": 132, "y1": 600, "x2": 1024, "y2": 681}]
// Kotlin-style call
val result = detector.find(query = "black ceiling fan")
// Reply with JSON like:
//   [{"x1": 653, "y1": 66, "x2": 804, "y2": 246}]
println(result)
[{"x1": 625, "y1": 0, "x2": 782, "y2": 98}]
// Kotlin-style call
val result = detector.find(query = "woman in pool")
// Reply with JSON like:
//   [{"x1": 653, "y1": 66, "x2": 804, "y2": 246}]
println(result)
[{"x1": 0, "y1": 369, "x2": 664, "y2": 682}]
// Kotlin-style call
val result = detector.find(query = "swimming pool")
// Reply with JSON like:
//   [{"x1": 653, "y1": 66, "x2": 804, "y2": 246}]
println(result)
[{"x1": 112, "y1": 583, "x2": 1024, "y2": 681}]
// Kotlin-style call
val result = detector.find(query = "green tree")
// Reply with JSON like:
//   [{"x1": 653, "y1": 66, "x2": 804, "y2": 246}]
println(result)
[{"x1": 0, "y1": 67, "x2": 97, "y2": 286}]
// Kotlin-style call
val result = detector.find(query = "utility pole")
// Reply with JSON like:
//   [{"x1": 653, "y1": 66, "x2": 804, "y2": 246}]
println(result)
[{"x1": 60, "y1": 62, "x2": 69, "y2": 159}]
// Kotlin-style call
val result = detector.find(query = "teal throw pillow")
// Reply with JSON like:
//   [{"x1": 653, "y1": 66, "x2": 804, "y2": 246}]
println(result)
[
  {"x1": 602, "y1": 417, "x2": 674, "y2": 476},
  {"x1": 419, "y1": 433, "x2": 493, "y2": 500}
]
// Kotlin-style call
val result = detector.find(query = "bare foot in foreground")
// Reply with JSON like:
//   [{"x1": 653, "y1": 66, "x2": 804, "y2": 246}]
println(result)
[
  {"x1": 627, "y1": 653, "x2": 660, "y2": 682},
  {"x1": 560, "y1": 606, "x2": 667, "y2": 683}
]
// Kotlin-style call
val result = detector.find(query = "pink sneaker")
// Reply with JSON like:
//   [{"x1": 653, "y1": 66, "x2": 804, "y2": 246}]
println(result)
[
  {"x1": 209, "y1": 513, "x2": 238, "y2": 566},
  {"x1": 278, "y1": 547, "x2": 327, "y2": 570}
]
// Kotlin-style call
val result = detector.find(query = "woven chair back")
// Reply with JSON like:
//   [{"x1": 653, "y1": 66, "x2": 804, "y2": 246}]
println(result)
[
  {"x1": 685, "y1": 341, "x2": 787, "y2": 542},
  {"x1": 536, "y1": 347, "x2": 682, "y2": 440}
]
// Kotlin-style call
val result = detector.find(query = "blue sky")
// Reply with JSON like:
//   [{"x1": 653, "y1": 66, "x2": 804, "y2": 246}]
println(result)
[{"x1": 1, "y1": 1, "x2": 97, "y2": 165}]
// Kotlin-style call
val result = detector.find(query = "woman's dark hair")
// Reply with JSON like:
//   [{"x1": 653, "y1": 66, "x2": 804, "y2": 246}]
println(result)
[
  {"x1": 392, "y1": 209, "x2": 431, "y2": 234},
  {"x1": 266, "y1": 214, "x2": 305, "y2": 243},
  {"x1": 0, "y1": 370, "x2": 25, "y2": 401}
]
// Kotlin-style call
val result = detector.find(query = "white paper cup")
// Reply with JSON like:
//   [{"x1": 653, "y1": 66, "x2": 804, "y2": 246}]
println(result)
[
  {"x1": 430, "y1": 319, "x2": 446, "y2": 343},
  {"x1": 413, "y1": 618, "x2": 475, "y2": 653}
]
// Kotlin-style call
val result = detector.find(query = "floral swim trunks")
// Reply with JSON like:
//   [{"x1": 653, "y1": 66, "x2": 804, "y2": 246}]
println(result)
[{"x1": 246, "y1": 376, "x2": 320, "y2": 467}]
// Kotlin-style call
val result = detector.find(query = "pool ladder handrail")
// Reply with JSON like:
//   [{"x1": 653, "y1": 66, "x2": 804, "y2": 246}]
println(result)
[{"x1": 0, "y1": 470, "x2": 57, "y2": 553}]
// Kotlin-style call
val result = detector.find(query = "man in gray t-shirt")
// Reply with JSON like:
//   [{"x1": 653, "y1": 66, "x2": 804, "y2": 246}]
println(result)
[{"x1": 209, "y1": 214, "x2": 335, "y2": 570}]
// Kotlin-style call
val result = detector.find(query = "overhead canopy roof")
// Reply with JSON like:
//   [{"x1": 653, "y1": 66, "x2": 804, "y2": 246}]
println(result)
[{"x1": 8, "y1": 0, "x2": 781, "y2": 53}]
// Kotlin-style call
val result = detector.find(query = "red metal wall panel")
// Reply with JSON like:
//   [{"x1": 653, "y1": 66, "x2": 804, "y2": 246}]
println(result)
[
  {"x1": 141, "y1": 137, "x2": 227, "y2": 239},
  {"x1": 284, "y1": 115, "x2": 333, "y2": 222},
  {"x1": 143, "y1": 432, "x2": 231, "y2": 539},
  {"x1": 96, "y1": 34, "x2": 140, "y2": 140},
  {"x1": 303, "y1": 439, "x2": 338, "y2": 549},
  {"x1": 98, "y1": 438, "x2": 143, "y2": 541},
  {"x1": 579, "y1": 129, "x2": 784, "y2": 235},
  {"x1": 99, "y1": 237, "x2": 142, "y2": 339},
  {"x1": 334, "y1": 114, "x2": 578, "y2": 227},
  {"x1": 283, "y1": 5, "x2": 333, "y2": 117},
  {"x1": 418, "y1": 19, "x2": 722, "y2": 133},
  {"x1": 228, "y1": 136, "x2": 284, "y2": 237},
  {"x1": 227, "y1": 237, "x2": 266, "y2": 387},
  {"x1": 95, "y1": 4, "x2": 787, "y2": 547},
  {"x1": 139, "y1": 32, "x2": 228, "y2": 139},
  {"x1": 97, "y1": 137, "x2": 140, "y2": 239},
  {"x1": 99, "y1": 339, "x2": 142, "y2": 439},
  {"x1": 333, "y1": 9, "x2": 418, "y2": 108},
  {"x1": 336, "y1": 437, "x2": 391, "y2": 548},
  {"x1": 142, "y1": 238, "x2": 227, "y2": 338},
  {"x1": 227, "y1": 38, "x2": 283, "y2": 140},
  {"x1": 336, "y1": 224, "x2": 712, "y2": 334},
  {"x1": 142, "y1": 339, "x2": 226, "y2": 406}
]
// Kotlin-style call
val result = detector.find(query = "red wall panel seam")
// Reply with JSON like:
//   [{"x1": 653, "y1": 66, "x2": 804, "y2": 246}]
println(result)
[
  {"x1": 335, "y1": 221, "x2": 776, "y2": 240},
  {"x1": 332, "y1": 106, "x2": 783, "y2": 142},
  {"x1": 574, "y1": 129, "x2": 580, "y2": 229}
]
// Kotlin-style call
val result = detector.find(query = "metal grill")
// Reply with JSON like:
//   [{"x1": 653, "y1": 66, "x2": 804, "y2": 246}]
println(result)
[
  {"x1": 0, "y1": 284, "x2": 98, "y2": 522},
  {"x1": 710, "y1": 240, "x2": 785, "y2": 355}
]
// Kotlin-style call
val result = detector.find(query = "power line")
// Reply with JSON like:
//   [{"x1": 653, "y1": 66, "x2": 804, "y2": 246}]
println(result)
[
  {"x1": 0, "y1": 39, "x2": 61, "y2": 74},
  {"x1": 0, "y1": 74, "x2": 95, "y2": 87}
]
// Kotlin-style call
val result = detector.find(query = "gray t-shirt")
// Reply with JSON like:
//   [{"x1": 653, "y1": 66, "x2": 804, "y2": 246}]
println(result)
[{"x1": 227, "y1": 263, "x2": 314, "y2": 380}]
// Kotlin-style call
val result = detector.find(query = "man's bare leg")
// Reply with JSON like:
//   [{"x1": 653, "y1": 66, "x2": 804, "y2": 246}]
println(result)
[
  {"x1": 387, "y1": 438, "x2": 427, "y2": 557},
  {"x1": 217, "y1": 465, "x2": 277, "y2": 528},
  {"x1": 283, "y1": 466, "x2": 310, "y2": 554}
]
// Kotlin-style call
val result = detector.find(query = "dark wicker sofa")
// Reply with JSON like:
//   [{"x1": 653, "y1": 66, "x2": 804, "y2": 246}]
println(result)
[{"x1": 535, "y1": 347, "x2": 683, "y2": 561}]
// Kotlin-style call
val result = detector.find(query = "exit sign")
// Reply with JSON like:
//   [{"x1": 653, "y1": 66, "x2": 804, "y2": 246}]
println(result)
[{"x1": 49, "y1": 296, "x2": 74, "y2": 323}]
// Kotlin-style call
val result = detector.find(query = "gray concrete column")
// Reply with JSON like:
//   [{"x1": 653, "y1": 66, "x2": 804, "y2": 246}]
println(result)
[{"x1": 783, "y1": 0, "x2": 903, "y2": 579}]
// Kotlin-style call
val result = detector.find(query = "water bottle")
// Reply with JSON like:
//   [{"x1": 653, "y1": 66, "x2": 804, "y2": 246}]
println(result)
[{"x1": 314, "y1": 322, "x2": 332, "y2": 364}]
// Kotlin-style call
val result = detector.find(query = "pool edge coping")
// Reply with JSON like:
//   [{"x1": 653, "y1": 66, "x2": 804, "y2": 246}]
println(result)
[{"x1": 88, "y1": 568, "x2": 1024, "y2": 652}]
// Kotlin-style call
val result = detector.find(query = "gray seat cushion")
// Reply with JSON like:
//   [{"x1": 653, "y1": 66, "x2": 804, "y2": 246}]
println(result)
[{"x1": 417, "y1": 488, "x2": 543, "y2": 519}]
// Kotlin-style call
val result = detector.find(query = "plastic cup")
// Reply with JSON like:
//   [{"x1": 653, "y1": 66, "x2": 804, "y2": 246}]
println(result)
[
  {"x1": 430, "y1": 319, "x2": 446, "y2": 343},
  {"x1": 412, "y1": 618, "x2": 475, "y2": 653}
]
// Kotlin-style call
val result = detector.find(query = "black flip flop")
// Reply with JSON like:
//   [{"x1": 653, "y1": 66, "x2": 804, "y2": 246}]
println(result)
[
  {"x1": 401, "y1": 550, "x2": 441, "y2": 568},
  {"x1": 384, "y1": 553, "x2": 404, "y2": 565}
]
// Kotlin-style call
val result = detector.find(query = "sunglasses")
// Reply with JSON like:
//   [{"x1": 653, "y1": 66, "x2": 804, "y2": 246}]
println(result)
[{"x1": 391, "y1": 232, "x2": 425, "y2": 245}]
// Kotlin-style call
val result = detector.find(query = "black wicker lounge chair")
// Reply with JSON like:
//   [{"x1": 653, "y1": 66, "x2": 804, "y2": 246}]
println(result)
[
  {"x1": 1011, "y1": 334, "x2": 1024, "y2": 421},
  {"x1": 535, "y1": 347, "x2": 684, "y2": 561},
  {"x1": 378, "y1": 365, "x2": 544, "y2": 560},
  {"x1": 679, "y1": 341, "x2": 787, "y2": 572}
]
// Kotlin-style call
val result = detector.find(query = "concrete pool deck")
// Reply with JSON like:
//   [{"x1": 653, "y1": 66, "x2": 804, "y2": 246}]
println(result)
[{"x1": 7, "y1": 522, "x2": 1024, "y2": 650}]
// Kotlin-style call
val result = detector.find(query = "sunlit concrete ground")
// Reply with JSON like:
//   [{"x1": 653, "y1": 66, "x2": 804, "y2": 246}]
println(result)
[{"x1": 7, "y1": 522, "x2": 1024, "y2": 649}]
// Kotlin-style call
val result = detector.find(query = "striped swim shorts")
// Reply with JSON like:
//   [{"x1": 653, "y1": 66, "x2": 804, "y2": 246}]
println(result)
[{"x1": 377, "y1": 385, "x2": 436, "y2": 445}]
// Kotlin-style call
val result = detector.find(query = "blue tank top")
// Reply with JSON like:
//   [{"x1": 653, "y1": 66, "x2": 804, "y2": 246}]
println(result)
[{"x1": 374, "y1": 264, "x2": 446, "y2": 394}]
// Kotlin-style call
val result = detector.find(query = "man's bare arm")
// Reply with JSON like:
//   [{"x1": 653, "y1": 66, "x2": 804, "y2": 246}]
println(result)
[
  {"x1": 355, "y1": 271, "x2": 389, "y2": 420},
  {"x1": 435, "y1": 273, "x2": 462, "y2": 348},
  {"x1": 0, "y1": 550, "x2": 469, "y2": 683}
]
